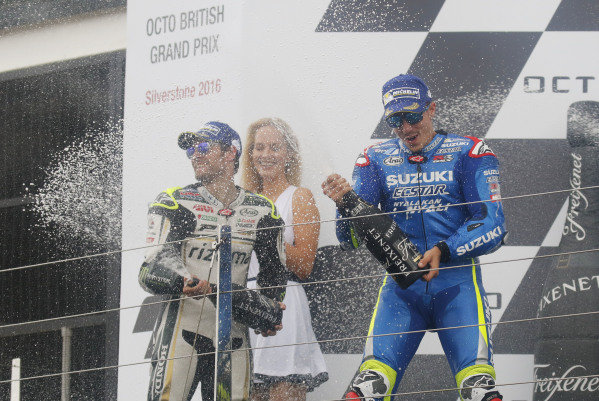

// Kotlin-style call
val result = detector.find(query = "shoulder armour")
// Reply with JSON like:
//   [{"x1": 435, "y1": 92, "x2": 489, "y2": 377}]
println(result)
[
  {"x1": 355, "y1": 142, "x2": 390, "y2": 167},
  {"x1": 464, "y1": 135, "x2": 496, "y2": 158},
  {"x1": 240, "y1": 191, "x2": 280, "y2": 219},
  {"x1": 150, "y1": 186, "x2": 183, "y2": 210}
]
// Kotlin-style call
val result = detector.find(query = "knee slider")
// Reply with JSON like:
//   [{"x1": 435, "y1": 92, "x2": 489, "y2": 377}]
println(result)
[
  {"x1": 457, "y1": 365, "x2": 502, "y2": 401},
  {"x1": 349, "y1": 360, "x2": 396, "y2": 401}
]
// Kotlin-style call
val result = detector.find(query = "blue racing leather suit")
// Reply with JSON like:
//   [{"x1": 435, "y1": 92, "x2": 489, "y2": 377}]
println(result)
[{"x1": 337, "y1": 131, "x2": 507, "y2": 400}]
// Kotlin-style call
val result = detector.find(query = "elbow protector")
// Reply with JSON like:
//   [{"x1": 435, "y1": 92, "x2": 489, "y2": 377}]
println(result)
[
  {"x1": 139, "y1": 261, "x2": 185, "y2": 295},
  {"x1": 208, "y1": 283, "x2": 283, "y2": 332}
]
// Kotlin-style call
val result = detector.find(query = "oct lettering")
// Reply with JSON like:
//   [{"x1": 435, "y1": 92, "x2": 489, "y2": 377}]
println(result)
[
  {"x1": 146, "y1": 15, "x2": 176, "y2": 36},
  {"x1": 524, "y1": 76, "x2": 594, "y2": 93}
]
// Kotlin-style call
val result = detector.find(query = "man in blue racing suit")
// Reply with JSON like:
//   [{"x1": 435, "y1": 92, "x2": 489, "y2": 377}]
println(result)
[{"x1": 322, "y1": 74, "x2": 507, "y2": 401}]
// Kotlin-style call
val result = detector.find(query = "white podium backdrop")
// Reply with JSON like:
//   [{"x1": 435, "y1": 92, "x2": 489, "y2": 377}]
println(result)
[{"x1": 121, "y1": 1, "x2": 599, "y2": 400}]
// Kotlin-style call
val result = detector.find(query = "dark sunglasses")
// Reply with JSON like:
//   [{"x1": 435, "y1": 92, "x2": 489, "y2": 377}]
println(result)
[
  {"x1": 186, "y1": 142, "x2": 214, "y2": 159},
  {"x1": 386, "y1": 111, "x2": 425, "y2": 128}
]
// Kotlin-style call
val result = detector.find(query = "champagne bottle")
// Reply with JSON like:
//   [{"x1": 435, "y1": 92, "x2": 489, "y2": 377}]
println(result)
[
  {"x1": 533, "y1": 101, "x2": 599, "y2": 400},
  {"x1": 338, "y1": 190, "x2": 425, "y2": 289}
]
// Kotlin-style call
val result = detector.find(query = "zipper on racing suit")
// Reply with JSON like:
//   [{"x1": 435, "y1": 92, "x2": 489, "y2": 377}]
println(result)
[{"x1": 416, "y1": 163, "x2": 430, "y2": 293}]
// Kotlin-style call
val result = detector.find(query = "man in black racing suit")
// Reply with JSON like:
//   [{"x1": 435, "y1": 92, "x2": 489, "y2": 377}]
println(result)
[{"x1": 139, "y1": 121, "x2": 288, "y2": 401}]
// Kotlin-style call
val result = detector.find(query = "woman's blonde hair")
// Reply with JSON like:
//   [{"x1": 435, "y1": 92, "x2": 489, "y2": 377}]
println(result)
[{"x1": 241, "y1": 118, "x2": 302, "y2": 193}]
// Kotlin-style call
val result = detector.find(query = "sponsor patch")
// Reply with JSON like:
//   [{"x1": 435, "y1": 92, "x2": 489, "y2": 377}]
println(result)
[
  {"x1": 146, "y1": 215, "x2": 159, "y2": 237},
  {"x1": 240, "y1": 208, "x2": 258, "y2": 217},
  {"x1": 436, "y1": 147, "x2": 460, "y2": 154},
  {"x1": 197, "y1": 224, "x2": 217, "y2": 231},
  {"x1": 193, "y1": 204, "x2": 214, "y2": 213},
  {"x1": 218, "y1": 208, "x2": 234, "y2": 216},
  {"x1": 392, "y1": 184, "x2": 448, "y2": 198},
  {"x1": 179, "y1": 191, "x2": 202, "y2": 197},
  {"x1": 441, "y1": 140, "x2": 469, "y2": 147},
  {"x1": 386, "y1": 171, "x2": 453, "y2": 186},
  {"x1": 383, "y1": 156, "x2": 404, "y2": 166},
  {"x1": 393, "y1": 198, "x2": 449, "y2": 216},
  {"x1": 408, "y1": 155, "x2": 427, "y2": 164},
  {"x1": 432, "y1": 154, "x2": 453, "y2": 163},
  {"x1": 456, "y1": 226, "x2": 503, "y2": 256},
  {"x1": 382, "y1": 87, "x2": 420, "y2": 105},
  {"x1": 152, "y1": 344, "x2": 170, "y2": 395},
  {"x1": 467, "y1": 223, "x2": 484, "y2": 232},
  {"x1": 422, "y1": 136, "x2": 442, "y2": 153}
]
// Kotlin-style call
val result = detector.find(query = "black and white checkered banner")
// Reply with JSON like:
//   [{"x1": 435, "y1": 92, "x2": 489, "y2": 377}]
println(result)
[{"x1": 123, "y1": 1, "x2": 599, "y2": 399}]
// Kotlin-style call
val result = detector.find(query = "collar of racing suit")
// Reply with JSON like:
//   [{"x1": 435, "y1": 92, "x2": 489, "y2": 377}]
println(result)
[{"x1": 397, "y1": 129, "x2": 448, "y2": 155}]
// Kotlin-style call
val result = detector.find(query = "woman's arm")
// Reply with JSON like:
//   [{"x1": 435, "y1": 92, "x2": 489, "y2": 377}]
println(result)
[{"x1": 285, "y1": 187, "x2": 320, "y2": 280}]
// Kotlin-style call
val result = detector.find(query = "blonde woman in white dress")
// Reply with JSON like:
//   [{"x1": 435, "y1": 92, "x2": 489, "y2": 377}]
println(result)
[{"x1": 241, "y1": 118, "x2": 328, "y2": 401}]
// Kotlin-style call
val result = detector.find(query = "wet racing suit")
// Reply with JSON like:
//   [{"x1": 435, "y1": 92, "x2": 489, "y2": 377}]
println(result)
[
  {"x1": 139, "y1": 183, "x2": 287, "y2": 401},
  {"x1": 338, "y1": 131, "x2": 507, "y2": 401}
]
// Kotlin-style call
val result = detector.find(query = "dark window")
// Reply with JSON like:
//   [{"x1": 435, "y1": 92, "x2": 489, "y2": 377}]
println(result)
[
  {"x1": 0, "y1": 50, "x2": 124, "y2": 401},
  {"x1": 1, "y1": 0, "x2": 126, "y2": 30}
]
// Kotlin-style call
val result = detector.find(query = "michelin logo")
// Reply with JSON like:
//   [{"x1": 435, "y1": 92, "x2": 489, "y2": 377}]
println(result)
[
  {"x1": 456, "y1": 226, "x2": 503, "y2": 256},
  {"x1": 383, "y1": 87, "x2": 420, "y2": 105}
]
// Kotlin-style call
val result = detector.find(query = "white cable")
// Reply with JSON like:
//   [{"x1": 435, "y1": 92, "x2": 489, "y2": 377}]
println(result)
[
  {"x1": 1, "y1": 309, "x2": 596, "y2": 385},
  {"x1": 1, "y1": 184, "x2": 596, "y2": 274},
  {"x1": 1, "y1": 185, "x2": 597, "y2": 394},
  {"x1": 229, "y1": 247, "x2": 599, "y2": 296},
  {"x1": 0, "y1": 247, "x2": 596, "y2": 332},
  {"x1": 0, "y1": 234, "x2": 217, "y2": 274},
  {"x1": 217, "y1": 310, "x2": 599, "y2": 359},
  {"x1": 237, "y1": 184, "x2": 599, "y2": 235}
]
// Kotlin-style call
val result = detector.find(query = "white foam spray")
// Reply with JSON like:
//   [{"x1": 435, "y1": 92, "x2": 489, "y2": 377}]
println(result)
[
  {"x1": 29, "y1": 122, "x2": 123, "y2": 253},
  {"x1": 435, "y1": 86, "x2": 510, "y2": 136}
]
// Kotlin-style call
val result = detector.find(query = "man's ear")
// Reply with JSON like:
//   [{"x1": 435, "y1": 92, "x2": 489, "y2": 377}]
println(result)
[
  {"x1": 227, "y1": 146, "x2": 238, "y2": 162},
  {"x1": 427, "y1": 101, "x2": 436, "y2": 118}
]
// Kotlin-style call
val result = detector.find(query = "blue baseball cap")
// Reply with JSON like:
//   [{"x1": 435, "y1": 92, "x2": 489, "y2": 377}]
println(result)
[
  {"x1": 178, "y1": 121, "x2": 242, "y2": 159},
  {"x1": 382, "y1": 74, "x2": 432, "y2": 117}
]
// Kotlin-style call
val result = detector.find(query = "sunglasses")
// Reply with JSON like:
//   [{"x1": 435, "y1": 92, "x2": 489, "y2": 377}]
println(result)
[
  {"x1": 186, "y1": 142, "x2": 214, "y2": 159},
  {"x1": 386, "y1": 111, "x2": 425, "y2": 128}
]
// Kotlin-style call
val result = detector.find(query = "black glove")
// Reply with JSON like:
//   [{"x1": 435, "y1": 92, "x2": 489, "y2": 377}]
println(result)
[{"x1": 208, "y1": 283, "x2": 283, "y2": 332}]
